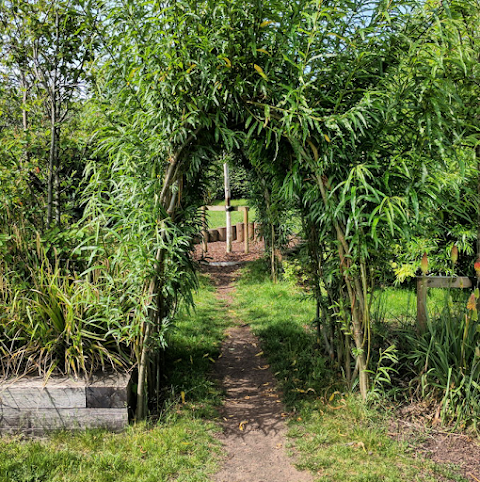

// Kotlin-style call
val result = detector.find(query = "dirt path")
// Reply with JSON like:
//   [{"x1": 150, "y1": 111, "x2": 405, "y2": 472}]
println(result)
[
  {"x1": 202, "y1": 263, "x2": 313, "y2": 482},
  {"x1": 198, "y1": 242, "x2": 480, "y2": 482}
]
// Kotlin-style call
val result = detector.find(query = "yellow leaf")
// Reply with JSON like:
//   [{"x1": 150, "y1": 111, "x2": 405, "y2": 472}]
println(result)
[
  {"x1": 260, "y1": 20, "x2": 274, "y2": 27},
  {"x1": 256, "y1": 48, "x2": 271, "y2": 56},
  {"x1": 324, "y1": 133, "x2": 331, "y2": 143},
  {"x1": 253, "y1": 64, "x2": 268, "y2": 80},
  {"x1": 181, "y1": 391, "x2": 185, "y2": 404},
  {"x1": 239, "y1": 420, "x2": 248, "y2": 431},
  {"x1": 306, "y1": 139, "x2": 318, "y2": 162},
  {"x1": 223, "y1": 57, "x2": 232, "y2": 68},
  {"x1": 329, "y1": 391, "x2": 340, "y2": 401},
  {"x1": 255, "y1": 351, "x2": 264, "y2": 357}
]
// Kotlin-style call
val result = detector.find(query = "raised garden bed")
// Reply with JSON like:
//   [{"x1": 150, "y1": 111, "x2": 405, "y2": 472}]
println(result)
[{"x1": 0, "y1": 372, "x2": 132, "y2": 434}]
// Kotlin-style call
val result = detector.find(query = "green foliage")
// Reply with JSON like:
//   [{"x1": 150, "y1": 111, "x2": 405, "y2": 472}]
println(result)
[
  {"x1": 235, "y1": 260, "x2": 331, "y2": 408},
  {"x1": 0, "y1": 239, "x2": 140, "y2": 378},
  {"x1": 235, "y1": 261, "x2": 466, "y2": 481},
  {"x1": 0, "y1": 274, "x2": 227, "y2": 482},
  {"x1": 366, "y1": 345, "x2": 399, "y2": 400},
  {"x1": 281, "y1": 259, "x2": 308, "y2": 287},
  {"x1": 405, "y1": 306, "x2": 480, "y2": 431},
  {"x1": 1, "y1": 0, "x2": 480, "y2": 416},
  {"x1": 207, "y1": 158, "x2": 252, "y2": 201},
  {"x1": 0, "y1": 0, "x2": 99, "y2": 228}
]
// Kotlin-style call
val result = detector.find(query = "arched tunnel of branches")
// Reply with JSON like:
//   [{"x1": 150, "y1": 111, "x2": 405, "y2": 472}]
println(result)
[{"x1": 1, "y1": 0, "x2": 480, "y2": 422}]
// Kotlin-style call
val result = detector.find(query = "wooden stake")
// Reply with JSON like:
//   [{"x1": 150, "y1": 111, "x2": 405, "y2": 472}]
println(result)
[{"x1": 243, "y1": 206, "x2": 249, "y2": 254}]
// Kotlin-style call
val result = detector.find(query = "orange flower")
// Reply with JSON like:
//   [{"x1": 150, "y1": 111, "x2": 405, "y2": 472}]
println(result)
[
  {"x1": 467, "y1": 292, "x2": 477, "y2": 311},
  {"x1": 474, "y1": 259, "x2": 480, "y2": 275},
  {"x1": 451, "y1": 245, "x2": 458, "y2": 264}
]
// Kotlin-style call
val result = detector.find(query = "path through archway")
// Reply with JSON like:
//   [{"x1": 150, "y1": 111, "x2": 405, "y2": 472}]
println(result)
[{"x1": 200, "y1": 262, "x2": 313, "y2": 482}]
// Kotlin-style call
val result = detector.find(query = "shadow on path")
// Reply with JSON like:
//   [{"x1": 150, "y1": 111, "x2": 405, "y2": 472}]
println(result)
[{"x1": 200, "y1": 263, "x2": 313, "y2": 482}]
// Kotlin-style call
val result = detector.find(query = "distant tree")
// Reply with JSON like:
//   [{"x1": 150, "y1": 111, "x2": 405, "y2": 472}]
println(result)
[{"x1": 0, "y1": 0, "x2": 99, "y2": 228}]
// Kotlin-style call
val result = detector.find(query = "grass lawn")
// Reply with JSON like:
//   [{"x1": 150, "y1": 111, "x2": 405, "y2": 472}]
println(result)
[
  {"x1": 370, "y1": 285, "x2": 470, "y2": 326},
  {"x1": 206, "y1": 198, "x2": 256, "y2": 229},
  {"x1": 0, "y1": 277, "x2": 227, "y2": 482},
  {"x1": 233, "y1": 261, "x2": 468, "y2": 482}
]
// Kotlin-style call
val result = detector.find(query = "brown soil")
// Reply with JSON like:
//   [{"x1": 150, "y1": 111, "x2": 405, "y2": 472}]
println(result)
[
  {"x1": 200, "y1": 246, "x2": 313, "y2": 482},
  {"x1": 391, "y1": 405, "x2": 480, "y2": 481},
  {"x1": 194, "y1": 238, "x2": 266, "y2": 265}
]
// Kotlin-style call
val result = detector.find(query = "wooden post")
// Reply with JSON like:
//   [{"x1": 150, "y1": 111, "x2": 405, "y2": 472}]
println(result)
[
  {"x1": 416, "y1": 276, "x2": 472, "y2": 334},
  {"x1": 243, "y1": 206, "x2": 249, "y2": 254},
  {"x1": 224, "y1": 163, "x2": 232, "y2": 253},
  {"x1": 236, "y1": 222, "x2": 244, "y2": 242},
  {"x1": 417, "y1": 276, "x2": 428, "y2": 334},
  {"x1": 201, "y1": 206, "x2": 208, "y2": 254}
]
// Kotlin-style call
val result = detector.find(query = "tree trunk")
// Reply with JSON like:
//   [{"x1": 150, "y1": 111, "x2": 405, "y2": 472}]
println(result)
[
  {"x1": 47, "y1": 107, "x2": 57, "y2": 228},
  {"x1": 477, "y1": 144, "x2": 480, "y2": 265},
  {"x1": 135, "y1": 318, "x2": 153, "y2": 421},
  {"x1": 315, "y1": 171, "x2": 369, "y2": 399},
  {"x1": 21, "y1": 71, "x2": 29, "y2": 167},
  {"x1": 46, "y1": 12, "x2": 60, "y2": 229},
  {"x1": 54, "y1": 124, "x2": 61, "y2": 227}
]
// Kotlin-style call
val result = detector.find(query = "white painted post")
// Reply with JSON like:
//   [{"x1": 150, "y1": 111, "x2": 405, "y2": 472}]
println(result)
[
  {"x1": 224, "y1": 163, "x2": 232, "y2": 253},
  {"x1": 243, "y1": 206, "x2": 249, "y2": 254}
]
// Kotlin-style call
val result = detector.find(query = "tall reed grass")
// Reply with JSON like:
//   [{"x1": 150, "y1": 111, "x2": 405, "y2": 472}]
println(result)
[
  {"x1": 405, "y1": 297, "x2": 480, "y2": 430},
  {"x1": 0, "y1": 227, "x2": 142, "y2": 379}
]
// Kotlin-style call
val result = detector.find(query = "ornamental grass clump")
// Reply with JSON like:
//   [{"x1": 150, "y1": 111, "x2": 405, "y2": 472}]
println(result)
[
  {"x1": 406, "y1": 291, "x2": 480, "y2": 431},
  {"x1": 0, "y1": 238, "x2": 138, "y2": 379}
]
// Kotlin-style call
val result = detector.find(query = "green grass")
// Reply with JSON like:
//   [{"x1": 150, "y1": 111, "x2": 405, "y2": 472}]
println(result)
[
  {"x1": 370, "y1": 286, "x2": 470, "y2": 325},
  {"x1": 232, "y1": 260, "x2": 468, "y2": 482},
  {"x1": 206, "y1": 198, "x2": 256, "y2": 229},
  {"x1": 0, "y1": 276, "x2": 228, "y2": 482},
  {"x1": 0, "y1": 265, "x2": 471, "y2": 482},
  {"x1": 0, "y1": 421, "x2": 218, "y2": 482},
  {"x1": 290, "y1": 399, "x2": 467, "y2": 482},
  {"x1": 163, "y1": 274, "x2": 229, "y2": 418}
]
